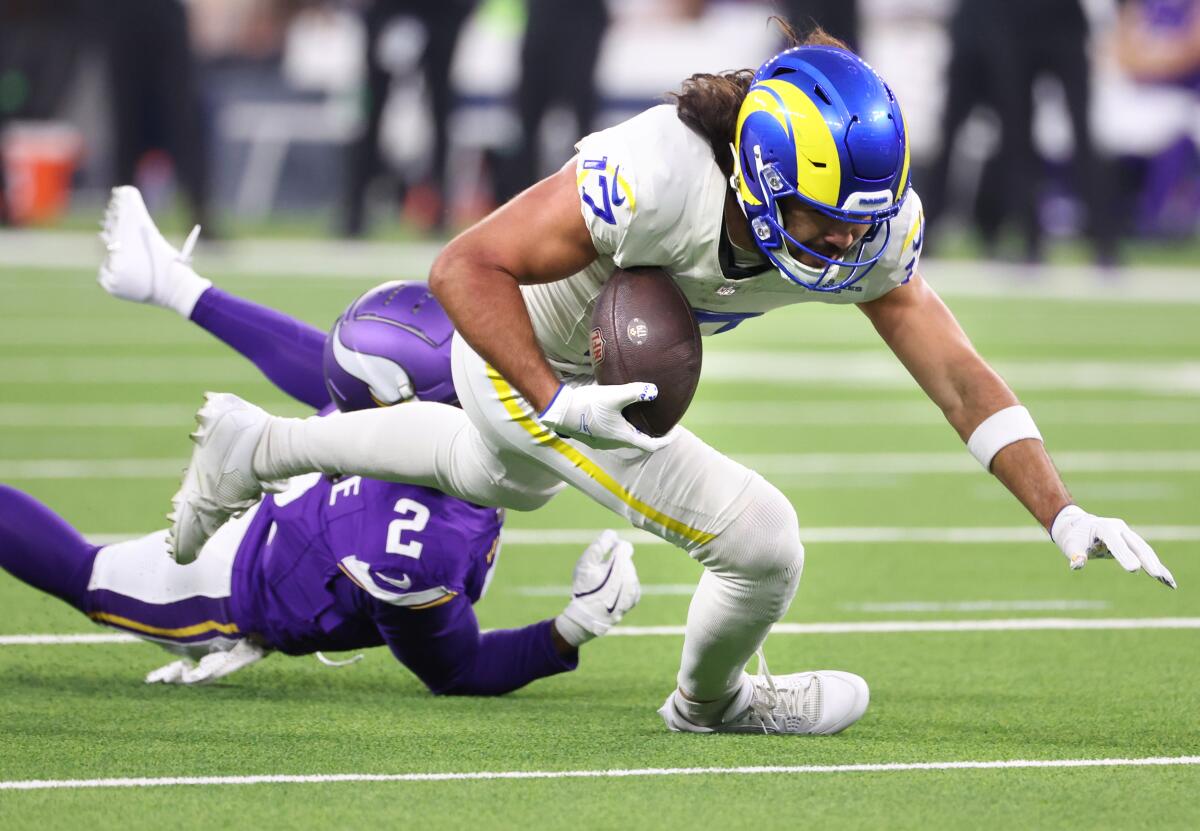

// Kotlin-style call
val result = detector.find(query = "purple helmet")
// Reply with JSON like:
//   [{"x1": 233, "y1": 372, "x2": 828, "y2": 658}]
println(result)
[{"x1": 322, "y1": 281, "x2": 457, "y2": 411}]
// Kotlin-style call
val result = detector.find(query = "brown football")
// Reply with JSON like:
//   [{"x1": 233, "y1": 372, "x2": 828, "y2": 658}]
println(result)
[{"x1": 589, "y1": 267, "x2": 702, "y2": 437}]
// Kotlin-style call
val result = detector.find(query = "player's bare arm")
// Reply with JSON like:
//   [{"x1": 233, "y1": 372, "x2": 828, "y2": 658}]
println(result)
[
  {"x1": 429, "y1": 161, "x2": 597, "y2": 413},
  {"x1": 861, "y1": 274, "x2": 1175, "y2": 586},
  {"x1": 430, "y1": 161, "x2": 672, "y2": 454},
  {"x1": 858, "y1": 272, "x2": 1069, "y2": 529}
]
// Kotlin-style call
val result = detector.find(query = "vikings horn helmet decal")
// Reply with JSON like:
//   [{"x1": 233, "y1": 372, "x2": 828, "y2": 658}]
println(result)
[{"x1": 322, "y1": 281, "x2": 457, "y2": 411}]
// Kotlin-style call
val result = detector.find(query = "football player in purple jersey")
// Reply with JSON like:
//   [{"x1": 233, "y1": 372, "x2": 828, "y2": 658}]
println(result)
[{"x1": 0, "y1": 190, "x2": 639, "y2": 690}]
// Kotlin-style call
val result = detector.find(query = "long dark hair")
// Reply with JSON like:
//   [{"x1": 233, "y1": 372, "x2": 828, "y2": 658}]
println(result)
[{"x1": 668, "y1": 22, "x2": 850, "y2": 176}]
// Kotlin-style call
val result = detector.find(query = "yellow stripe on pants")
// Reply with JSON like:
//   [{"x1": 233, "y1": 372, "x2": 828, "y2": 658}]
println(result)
[{"x1": 485, "y1": 367, "x2": 716, "y2": 547}]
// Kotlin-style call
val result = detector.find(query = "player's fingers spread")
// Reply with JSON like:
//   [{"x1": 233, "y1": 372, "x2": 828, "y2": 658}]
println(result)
[
  {"x1": 1104, "y1": 533, "x2": 1142, "y2": 572},
  {"x1": 1121, "y1": 529, "x2": 1177, "y2": 587}
]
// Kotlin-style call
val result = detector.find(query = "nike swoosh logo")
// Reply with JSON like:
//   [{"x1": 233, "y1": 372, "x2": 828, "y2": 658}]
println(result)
[
  {"x1": 605, "y1": 588, "x2": 622, "y2": 614},
  {"x1": 376, "y1": 573, "x2": 413, "y2": 590}
]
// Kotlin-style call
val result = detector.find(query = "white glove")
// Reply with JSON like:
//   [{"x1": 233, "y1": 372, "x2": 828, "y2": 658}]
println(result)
[
  {"x1": 1051, "y1": 505, "x2": 1177, "y2": 589},
  {"x1": 98, "y1": 186, "x2": 211, "y2": 317},
  {"x1": 145, "y1": 640, "x2": 267, "y2": 685},
  {"x1": 555, "y1": 530, "x2": 641, "y2": 646},
  {"x1": 538, "y1": 380, "x2": 676, "y2": 452}
]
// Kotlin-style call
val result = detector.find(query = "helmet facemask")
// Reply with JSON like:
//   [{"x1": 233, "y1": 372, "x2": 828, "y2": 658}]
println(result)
[{"x1": 732, "y1": 142, "x2": 898, "y2": 292}]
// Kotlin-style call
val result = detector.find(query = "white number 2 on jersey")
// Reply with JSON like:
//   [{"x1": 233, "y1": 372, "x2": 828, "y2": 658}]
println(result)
[{"x1": 385, "y1": 498, "x2": 429, "y2": 559}]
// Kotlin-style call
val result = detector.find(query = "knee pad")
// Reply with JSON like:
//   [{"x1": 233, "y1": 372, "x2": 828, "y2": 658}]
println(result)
[{"x1": 697, "y1": 477, "x2": 804, "y2": 587}]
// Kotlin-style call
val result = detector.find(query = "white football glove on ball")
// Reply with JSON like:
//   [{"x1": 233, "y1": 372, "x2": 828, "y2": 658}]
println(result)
[
  {"x1": 98, "y1": 186, "x2": 211, "y2": 317},
  {"x1": 538, "y1": 380, "x2": 675, "y2": 452},
  {"x1": 554, "y1": 530, "x2": 641, "y2": 647},
  {"x1": 145, "y1": 640, "x2": 267, "y2": 686},
  {"x1": 1051, "y1": 505, "x2": 1176, "y2": 588}
]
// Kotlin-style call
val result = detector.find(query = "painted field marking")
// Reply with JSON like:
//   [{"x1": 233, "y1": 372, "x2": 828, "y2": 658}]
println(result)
[
  {"x1": 686, "y1": 400, "x2": 1200, "y2": 426},
  {"x1": 2, "y1": 400, "x2": 1198, "y2": 429},
  {"x1": 700, "y1": 352, "x2": 1200, "y2": 396},
  {"x1": 11, "y1": 450, "x2": 1200, "y2": 480},
  {"x1": 4, "y1": 618, "x2": 1200, "y2": 648},
  {"x1": 3, "y1": 353, "x2": 1199, "y2": 394},
  {"x1": 82, "y1": 526, "x2": 1200, "y2": 547},
  {"x1": 607, "y1": 618, "x2": 1200, "y2": 636},
  {"x1": 841, "y1": 600, "x2": 1111, "y2": 613},
  {"x1": 515, "y1": 583, "x2": 697, "y2": 597},
  {"x1": 739, "y1": 450, "x2": 1200, "y2": 476},
  {"x1": 2, "y1": 230, "x2": 1196, "y2": 301},
  {"x1": 1, "y1": 755, "x2": 1197, "y2": 791}
]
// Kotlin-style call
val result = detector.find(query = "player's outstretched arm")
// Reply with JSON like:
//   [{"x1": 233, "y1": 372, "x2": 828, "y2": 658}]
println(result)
[
  {"x1": 374, "y1": 531, "x2": 640, "y2": 695},
  {"x1": 859, "y1": 273, "x2": 1176, "y2": 588},
  {"x1": 98, "y1": 187, "x2": 331, "y2": 410}
]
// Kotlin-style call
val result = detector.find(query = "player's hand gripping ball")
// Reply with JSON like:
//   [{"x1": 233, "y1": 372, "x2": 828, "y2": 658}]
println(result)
[{"x1": 589, "y1": 267, "x2": 702, "y2": 437}]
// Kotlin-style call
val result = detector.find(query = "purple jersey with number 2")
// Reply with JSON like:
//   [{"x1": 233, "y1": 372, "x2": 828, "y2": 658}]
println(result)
[{"x1": 230, "y1": 473, "x2": 503, "y2": 655}]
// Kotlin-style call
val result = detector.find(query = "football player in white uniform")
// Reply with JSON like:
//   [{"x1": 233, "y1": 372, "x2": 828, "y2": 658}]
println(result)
[{"x1": 155, "y1": 27, "x2": 1176, "y2": 735}]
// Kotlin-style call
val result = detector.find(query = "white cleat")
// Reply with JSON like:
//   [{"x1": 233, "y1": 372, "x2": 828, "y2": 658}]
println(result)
[
  {"x1": 98, "y1": 185, "x2": 209, "y2": 313},
  {"x1": 658, "y1": 651, "x2": 869, "y2": 735},
  {"x1": 167, "y1": 392, "x2": 278, "y2": 564}
]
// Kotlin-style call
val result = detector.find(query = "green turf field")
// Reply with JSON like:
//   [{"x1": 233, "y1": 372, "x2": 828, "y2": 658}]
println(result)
[{"x1": 1, "y1": 254, "x2": 1198, "y2": 829}]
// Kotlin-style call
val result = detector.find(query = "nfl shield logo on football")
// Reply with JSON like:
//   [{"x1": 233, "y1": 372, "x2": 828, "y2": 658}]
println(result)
[{"x1": 589, "y1": 327, "x2": 605, "y2": 364}]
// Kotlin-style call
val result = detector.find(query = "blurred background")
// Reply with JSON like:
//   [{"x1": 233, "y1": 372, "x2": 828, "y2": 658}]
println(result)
[{"x1": 0, "y1": 0, "x2": 1197, "y2": 265}]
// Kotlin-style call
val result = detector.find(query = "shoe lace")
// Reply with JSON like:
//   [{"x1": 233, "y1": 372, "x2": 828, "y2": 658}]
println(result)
[
  {"x1": 178, "y1": 224, "x2": 201, "y2": 265},
  {"x1": 747, "y1": 648, "x2": 817, "y2": 734}
]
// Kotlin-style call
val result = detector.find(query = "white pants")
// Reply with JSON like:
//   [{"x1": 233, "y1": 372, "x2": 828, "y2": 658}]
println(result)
[{"x1": 449, "y1": 333, "x2": 761, "y2": 550}]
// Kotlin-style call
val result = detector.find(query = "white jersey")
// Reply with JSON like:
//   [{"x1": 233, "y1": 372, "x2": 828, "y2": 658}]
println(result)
[{"x1": 521, "y1": 105, "x2": 926, "y2": 374}]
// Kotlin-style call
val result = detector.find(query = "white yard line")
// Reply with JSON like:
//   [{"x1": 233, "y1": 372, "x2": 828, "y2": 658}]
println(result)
[
  {"x1": 1, "y1": 756, "x2": 1197, "y2": 791},
  {"x1": 81, "y1": 525, "x2": 1200, "y2": 547},
  {"x1": 3, "y1": 353, "x2": 1199, "y2": 395},
  {"x1": 700, "y1": 352, "x2": 1200, "y2": 396},
  {"x1": 686, "y1": 400, "x2": 1200, "y2": 426},
  {"x1": 841, "y1": 600, "x2": 1111, "y2": 613},
  {"x1": 10, "y1": 450, "x2": 1200, "y2": 481},
  {"x1": 515, "y1": 584, "x2": 698, "y2": 596},
  {"x1": 2, "y1": 400, "x2": 1197, "y2": 429},
  {"x1": 738, "y1": 450, "x2": 1200, "y2": 476},
  {"x1": 0, "y1": 460, "x2": 185, "y2": 479},
  {"x1": 608, "y1": 619, "x2": 1200, "y2": 636},
  {"x1": 0, "y1": 633, "x2": 138, "y2": 646},
  {"x1": 5, "y1": 618, "x2": 1199, "y2": 648},
  {"x1": 1, "y1": 231, "x2": 1196, "y2": 302}
]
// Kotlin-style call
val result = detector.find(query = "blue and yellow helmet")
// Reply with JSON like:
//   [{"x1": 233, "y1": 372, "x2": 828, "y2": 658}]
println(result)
[{"x1": 732, "y1": 46, "x2": 910, "y2": 291}]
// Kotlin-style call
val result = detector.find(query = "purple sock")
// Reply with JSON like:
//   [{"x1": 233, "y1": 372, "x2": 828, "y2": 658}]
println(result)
[
  {"x1": 190, "y1": 287, "x2": 331, "y2": 410},
  {"x1": 0, "y1": 485, "x2": 98, "y2": 607}
]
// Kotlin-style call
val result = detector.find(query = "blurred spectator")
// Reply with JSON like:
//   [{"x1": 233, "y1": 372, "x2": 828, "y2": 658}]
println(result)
[
  {"x1": 339, "y1": 0, "x2": 478, "y2": 237},
  {"x1": 104, "y1": 0, "x2": 215, "y2": 233},
  {"x1": 925, "y1": 0, "x2": 1118, "y2": 265},
  {"x1": 1113, "y1": 0, "x2": 1200, "y2": 237},
  {"x1": 492, "y1": 0, "x2": 610, "y2": 205},
  {"x1": 1115, "y1": 0, "x2": 1200, "y2": 83}
]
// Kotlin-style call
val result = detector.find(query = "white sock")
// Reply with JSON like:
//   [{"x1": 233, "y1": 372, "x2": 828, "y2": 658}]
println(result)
[
  {"x1": 253, "y1": 404, "x2": 461, "y2": 485},
  {"x1": 165, "y1": 262, "x2": 211, "y2": 319},
  {"x1": 251, "y1": 402, "x2": 545, "y2": 511},
  {"x1": 675, "y1": 486, "x2": 803, "y2": 715}
]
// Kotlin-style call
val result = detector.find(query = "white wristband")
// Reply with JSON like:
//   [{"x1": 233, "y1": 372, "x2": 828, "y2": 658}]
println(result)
[{"x1": 966, "y1": 405, "x2": 1043, "y2": 470}]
